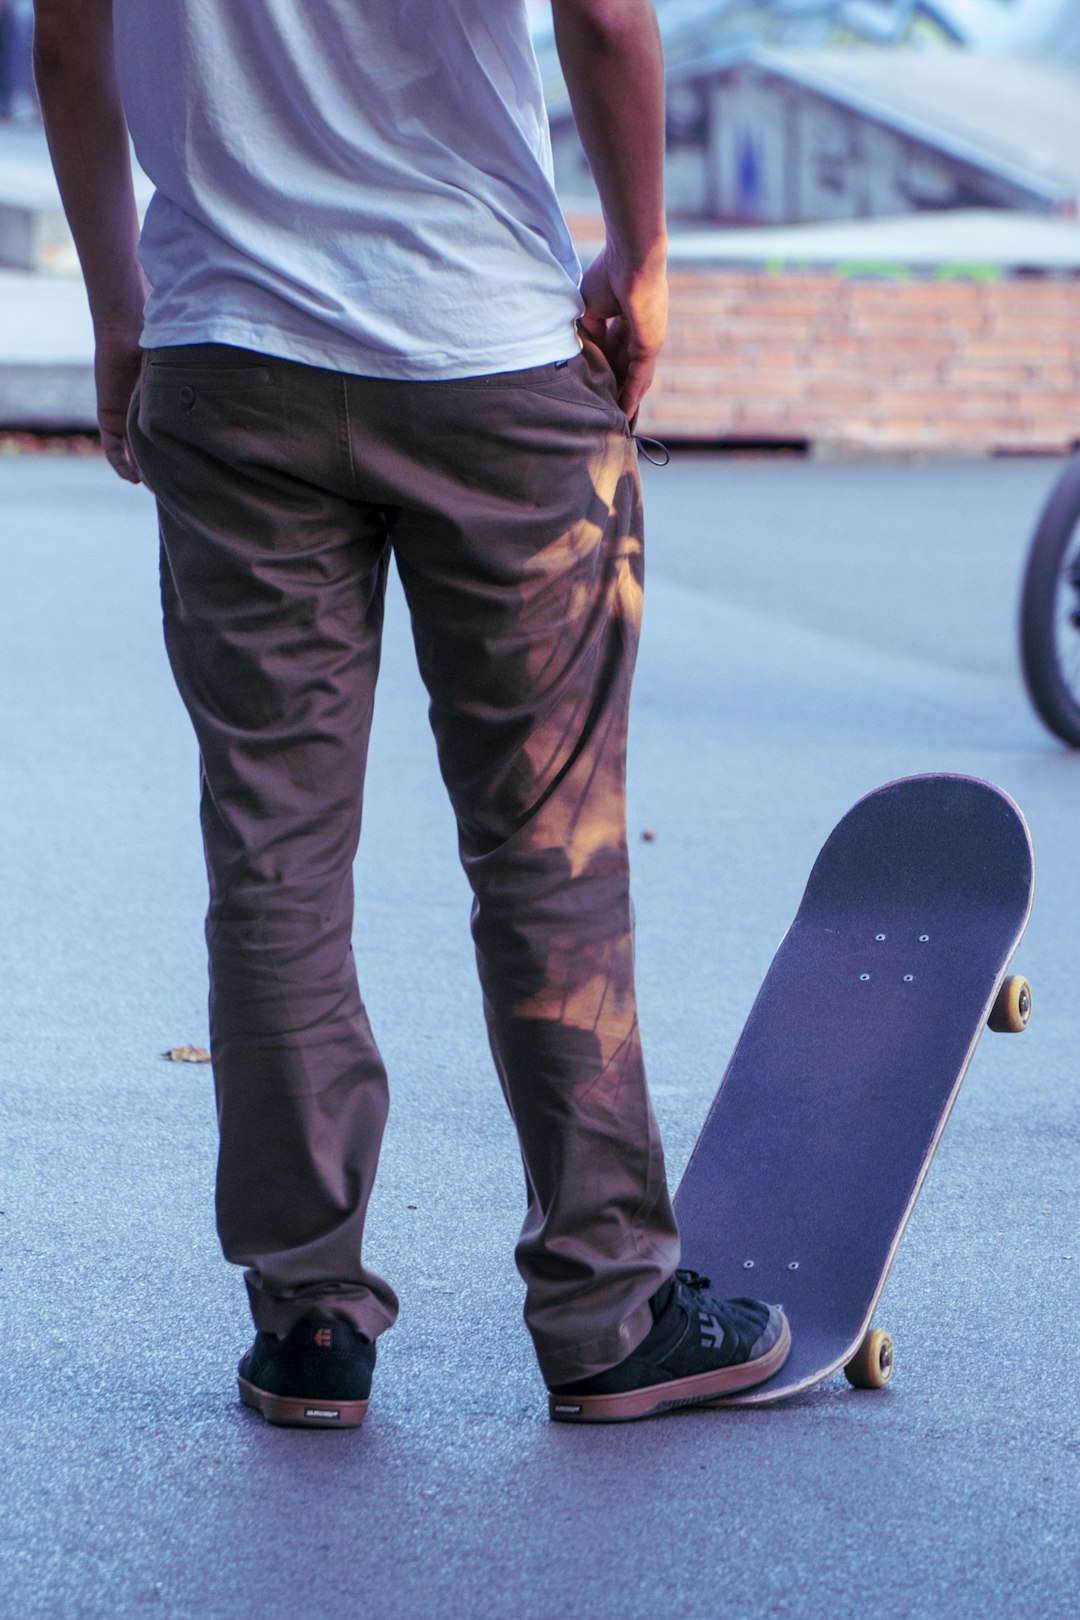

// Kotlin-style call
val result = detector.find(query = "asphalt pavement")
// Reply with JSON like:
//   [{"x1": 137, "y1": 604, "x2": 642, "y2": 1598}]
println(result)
[{"x1": 1, "y1": 450, "x2": 1077, "y2": 1618}]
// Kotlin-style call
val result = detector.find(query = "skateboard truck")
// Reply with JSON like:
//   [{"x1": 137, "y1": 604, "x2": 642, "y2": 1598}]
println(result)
[{"x1": 841, "y1": 968, "x2": 1031, "y2": 1393}]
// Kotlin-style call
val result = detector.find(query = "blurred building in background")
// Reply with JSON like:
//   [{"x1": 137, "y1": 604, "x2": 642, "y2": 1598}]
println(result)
[
  {"x1": 626, "y1": 50, "x2": 1079, "y2": 223},
  {"x1": 536, "y1": 1, "x2": 1080, "y2": 227}
]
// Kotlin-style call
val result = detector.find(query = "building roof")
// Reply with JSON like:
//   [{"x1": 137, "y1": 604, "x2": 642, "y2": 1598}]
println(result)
[{"x1": 739, "y1": 48, "x2": 1080, "y2": 206}]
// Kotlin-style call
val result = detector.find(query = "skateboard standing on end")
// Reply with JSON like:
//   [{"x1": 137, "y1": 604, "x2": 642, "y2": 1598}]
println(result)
[{"x1": 675, "y1": 773, "x2": 1034, "y2": 1404}]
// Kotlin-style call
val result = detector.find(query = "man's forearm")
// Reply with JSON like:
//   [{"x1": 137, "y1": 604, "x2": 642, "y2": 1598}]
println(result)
[
  {"x1": 33, "y1": 0, "x2": 145, "y2": 333},
  {"x1": 550, "y1": 0, "x2": 667, "y2": 418},
  {"x1": 551, "y1": 0, "x2": 667, "y2": 267},
  {"x1": 35, "y1": 0, "x2": 146, "y2": 481}
]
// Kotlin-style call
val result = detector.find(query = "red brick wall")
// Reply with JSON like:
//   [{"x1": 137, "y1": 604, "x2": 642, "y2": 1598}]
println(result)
[{"x1": 638, "y1": 269, "x2": 1080, "y2": 453}]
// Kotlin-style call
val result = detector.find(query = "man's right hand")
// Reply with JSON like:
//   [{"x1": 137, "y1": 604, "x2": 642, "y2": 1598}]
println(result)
[{"x1": 578, "y1": 241, "x2": 668, "y2": 425}]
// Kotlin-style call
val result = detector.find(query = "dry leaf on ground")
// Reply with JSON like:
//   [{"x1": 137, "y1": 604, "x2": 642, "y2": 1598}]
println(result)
[{"x1": 162, "y1": 1045, "x2": 211, "y2": 1063}]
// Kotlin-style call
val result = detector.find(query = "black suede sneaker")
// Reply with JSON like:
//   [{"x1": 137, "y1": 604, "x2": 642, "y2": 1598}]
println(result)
[
  {"x1": 238, "y1": 1313, "x2": 375, "y2": 1428},
  {"x1": 547, "y1": 1270, "x2": 791, "y2": 1423}
]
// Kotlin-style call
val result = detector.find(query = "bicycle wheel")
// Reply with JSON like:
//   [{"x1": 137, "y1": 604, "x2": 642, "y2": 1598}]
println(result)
[{"x1": 1019, "y1": 449, "x2": 1080, "y2": 747}]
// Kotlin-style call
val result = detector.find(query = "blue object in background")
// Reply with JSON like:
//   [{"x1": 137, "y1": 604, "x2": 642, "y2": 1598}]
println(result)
[{"x1": 0, "y1": 0, "x2": 37, "y2": 121}]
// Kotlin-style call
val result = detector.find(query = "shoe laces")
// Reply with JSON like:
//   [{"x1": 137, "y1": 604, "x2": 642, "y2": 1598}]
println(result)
[
  {"x1": 674, "y1": 1268, "x2": 713, "y2": 1296},
  {"x1": 670, "y1": 1263, "x2": 712, "y2": 1302}
]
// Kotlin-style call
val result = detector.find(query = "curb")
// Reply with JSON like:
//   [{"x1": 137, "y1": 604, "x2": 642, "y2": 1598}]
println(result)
[{"x1": 0, "y1": 362, "x2": 96, "y2": 429}]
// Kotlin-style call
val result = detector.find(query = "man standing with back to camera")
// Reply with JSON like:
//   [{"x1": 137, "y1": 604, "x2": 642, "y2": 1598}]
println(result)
[{"x1": 33, "y1": 0, "x2": 789, "y2": 1426}]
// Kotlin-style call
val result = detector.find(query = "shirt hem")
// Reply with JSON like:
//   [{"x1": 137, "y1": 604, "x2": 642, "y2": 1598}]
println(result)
[{"x1": 138, "y1": 316, "x2": 583, "y2": 380}]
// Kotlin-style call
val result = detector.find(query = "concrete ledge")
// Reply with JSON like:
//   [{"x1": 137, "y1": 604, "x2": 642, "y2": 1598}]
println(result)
[
  {"x1": 666, "y1": 209, "x2": 1080, "y2": 273},
  {"x1": 0, "y1": 268, "x2": 95, "y2": 427},
  {"x1": 0, "y1": 363, "x2": 96, "y2": 428}
]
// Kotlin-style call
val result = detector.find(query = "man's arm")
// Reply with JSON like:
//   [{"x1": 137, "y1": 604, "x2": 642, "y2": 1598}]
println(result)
[
  {"x1": 550, "y1": 0, "x2": 667, "y2": 422},
  {"x1": 33, "y1": 0, "x2": 146, "y2": 481}
]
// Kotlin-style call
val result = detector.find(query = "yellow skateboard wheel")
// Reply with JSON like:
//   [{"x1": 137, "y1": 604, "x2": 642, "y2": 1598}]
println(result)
[
  {"x1": 844, "y1": 1329, "x2": 895, "y2": 1390},
  {"x1": 988, "y1": 975, "x2": 1032, "y2": 1033}
]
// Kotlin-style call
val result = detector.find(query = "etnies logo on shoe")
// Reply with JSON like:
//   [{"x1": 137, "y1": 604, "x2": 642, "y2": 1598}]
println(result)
[
  {"x1": 314, "y1": 1327, "x2": 333, "y2": 1348},
  {"x1": 699, "y1": 1312, "x2": 726, "y2": 1350}
]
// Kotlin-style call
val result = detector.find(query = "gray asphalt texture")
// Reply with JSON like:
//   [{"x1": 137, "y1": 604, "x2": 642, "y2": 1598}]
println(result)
[{"x1": 1, "y1": 451, "x2": 1077, "y2": 1618}]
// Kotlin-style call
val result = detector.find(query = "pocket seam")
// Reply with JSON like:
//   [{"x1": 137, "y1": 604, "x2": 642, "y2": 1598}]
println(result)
[{"x1": 146, "y1": 365, "x2": 275, "y2": 392}]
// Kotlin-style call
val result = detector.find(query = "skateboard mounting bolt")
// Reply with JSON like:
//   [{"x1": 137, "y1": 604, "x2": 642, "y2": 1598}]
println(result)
[
  {"x1": 743, "y1": 1260, "x2": 754, "y2": 1269},
  {"x1": 903, "y1": 974, "x2": 914, "y2": 983},
  {"x1": 919, "y1": 934, "x2": 930, "y2": 942},
  {"x1": 787, "y1": 1262, "x2": 799, "y2": 1271},
  {"x1": 859, "y1": 973, "x2": 871, "y2": 982},
  {"x1": 875, "y1": 934, "x2": 886, "y2": 941}
]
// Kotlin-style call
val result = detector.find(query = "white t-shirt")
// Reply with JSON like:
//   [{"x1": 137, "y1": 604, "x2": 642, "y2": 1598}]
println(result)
[{"x1": 114, "y1": 0, "x2": 584, "y2": 377}]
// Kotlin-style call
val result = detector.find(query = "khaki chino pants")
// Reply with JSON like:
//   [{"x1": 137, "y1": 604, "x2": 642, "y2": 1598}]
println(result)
[{"x1": 129, "y1": 339, "x2": 680, "y2": 1383}]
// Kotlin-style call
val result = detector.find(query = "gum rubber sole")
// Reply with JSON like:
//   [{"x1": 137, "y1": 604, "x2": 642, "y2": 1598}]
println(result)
[
  {"x1": 547, "y1": 1313, "x2": 792, "y2": 1424},
  {"x1": 238, "y1": 1375, "x2": 369, "y2": 1428}
]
